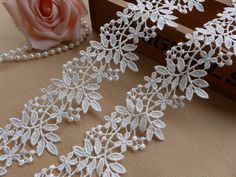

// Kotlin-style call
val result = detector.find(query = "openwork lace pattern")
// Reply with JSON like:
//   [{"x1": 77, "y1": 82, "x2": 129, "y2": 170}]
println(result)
[
  {"x1": 0, "y1": 0, "x2": 205, "y2": 176},
  {"x1": 35, "y1": 4, "x2": 236, "y2": 177}
]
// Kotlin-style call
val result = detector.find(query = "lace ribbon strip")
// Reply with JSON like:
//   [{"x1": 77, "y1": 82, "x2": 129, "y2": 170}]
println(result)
[
  {"x1": 0, "y1": 0, "x2": 206, "y2": 176},
  {"x1": 35, "y1": 3, "x2": 236, "y2": 177}
]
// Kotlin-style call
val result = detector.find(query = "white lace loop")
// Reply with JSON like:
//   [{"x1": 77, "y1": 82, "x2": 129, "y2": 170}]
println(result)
[
  {"x1": 35, "y1": 4, "x2": 236, "y2": 177},
  {"x1": 0, "y1": 0, "x2": 206, "y2": 176}
]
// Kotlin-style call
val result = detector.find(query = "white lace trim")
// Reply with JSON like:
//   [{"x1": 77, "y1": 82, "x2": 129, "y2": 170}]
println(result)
[
  {"x1": 35, "y1": 4, "x2": 236, "y2": 177},
  {"x1": 0, "y1": 0, "x2": 205, "y2": 176}
]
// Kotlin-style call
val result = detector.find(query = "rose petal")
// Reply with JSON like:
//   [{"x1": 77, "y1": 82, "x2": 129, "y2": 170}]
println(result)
[{"x1": 3, "y1": 0, "x2": 87, "y2": 50}]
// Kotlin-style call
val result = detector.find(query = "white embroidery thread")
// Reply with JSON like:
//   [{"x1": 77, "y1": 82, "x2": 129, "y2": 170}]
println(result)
[
  {"x1": 0, "y1": 0, "x2": 205, "y2": 176},
  {"x1": 35, "y1": 4, "x2": 236, "y2": 177}
]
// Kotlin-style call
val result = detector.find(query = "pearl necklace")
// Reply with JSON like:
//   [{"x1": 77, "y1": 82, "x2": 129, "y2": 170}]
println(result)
[{"x1": 0, "y1": 18, "x2": 89, "y2": 64}]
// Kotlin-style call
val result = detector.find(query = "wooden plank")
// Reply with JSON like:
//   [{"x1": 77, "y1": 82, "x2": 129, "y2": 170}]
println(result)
[
  {"x1": 216, "y1": 0, "x2": 232, "y2": 5},
  {"x1": 107, "y1": 0, "x2": 127, "y2": 7}
]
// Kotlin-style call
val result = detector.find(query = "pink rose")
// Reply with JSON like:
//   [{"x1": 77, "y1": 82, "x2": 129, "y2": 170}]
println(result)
[{"x1": 3, "y1": 0, "x2": 88, "y2": 50}]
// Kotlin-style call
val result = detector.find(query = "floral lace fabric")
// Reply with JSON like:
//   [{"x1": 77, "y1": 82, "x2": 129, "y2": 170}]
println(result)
[
  {"x1": 35, "y1": 3, "x2": 236, "y2": 177},
  {"x1": 0, "y1": 0, "x2": 205, "y2": 176}
]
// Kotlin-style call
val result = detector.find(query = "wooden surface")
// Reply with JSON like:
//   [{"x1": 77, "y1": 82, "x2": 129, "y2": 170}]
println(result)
[{"x1": 0, "y1": 1, "x2": 236, "y2": 177}]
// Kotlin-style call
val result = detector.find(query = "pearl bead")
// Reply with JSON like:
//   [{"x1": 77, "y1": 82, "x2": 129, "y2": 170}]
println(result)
[
  {"x1": 16, "y1": 48, "x2": 22, "y2": 53},
  {"x1": 218, "y1": 62, "x2": 224, "y2": 68},
  {"x1": 36, "y1": 53, "x2": 42, "y2": 58},
  {"x1": 15, "y1": 55, "x2": 21, "y2": 60},
  {"x1": 1, "y1": 53, "x2": 7, "y2": 59},
  {"x1": 226, "y1": 59, "x2": 233, "y2": 66},
  {"x1": 62, "y1": 46, "x2": 69, "y2": 51},
  {"x1": 9, "y1": 50, "x2": 15, "y2": 55},
  {"x1": 49, "y1": 49, "x2": 55, "y2": 55},
  {"x1": 69, "y1": 43, "x2": 75, "y2": 49},
  {"x1": 75, "y1": 41, "x2": 80, "y2": 46},
  {"x1": 22, "y1": 45, "x2": 28, "y2": 51},
  {"x1": 68, "y1": 117, "x2": 74, "y2": 122},
  {"x1": 98, "y1": 131, "x2": 102, "y2": 136},
  {"x1": 28, "y1": 54, "x2": 34, "y2": 59},
  {"x1": 80, "y1": 37, "x2": 85, "y2": 42},
  {"x1": 141, "y1": 144, "x2": 145, "y2": 149},
  {"x1": 56, "y1": 47, "x2": 62, "y2": 53},
  {"x1": 22, "y1": 55, "x2": 28, "y2": 60},
  {"x1": 42, "y1": 51, "x2": 49, "y2": 57},
  {"x1": 133, "y1": 146, "x2": 138, "y2": 151}
]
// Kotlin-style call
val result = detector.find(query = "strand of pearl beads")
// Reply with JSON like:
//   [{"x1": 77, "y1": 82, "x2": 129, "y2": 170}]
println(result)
[{"x1": 0, "y1": 18, "x2": 89, "y2": 64}]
